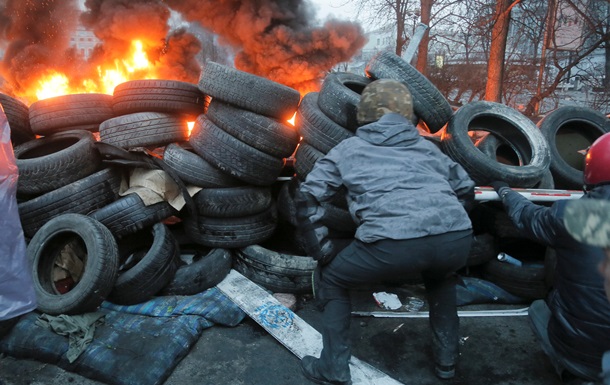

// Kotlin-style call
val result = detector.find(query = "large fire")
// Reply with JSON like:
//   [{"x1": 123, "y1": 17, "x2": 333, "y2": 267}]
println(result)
[{"x1": 35, "y1": 40, "x2": 155, "y2": 101}]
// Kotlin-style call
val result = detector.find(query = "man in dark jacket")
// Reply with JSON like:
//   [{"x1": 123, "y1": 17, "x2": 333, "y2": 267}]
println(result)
[
  {"x1": 490, "y1": 132, "x2": 610, "y2": 384},
  {"x1": 564, "y1": 197, "x2": 610, "y2": 385},
  {"x1": 296, "y1": 79, "x2": 475, "y2": 385}
]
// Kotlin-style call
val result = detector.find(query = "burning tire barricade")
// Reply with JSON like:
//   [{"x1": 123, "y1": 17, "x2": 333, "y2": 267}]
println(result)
[{"x1": 3, "y1": 51, "x2": 610, "y2": 315}]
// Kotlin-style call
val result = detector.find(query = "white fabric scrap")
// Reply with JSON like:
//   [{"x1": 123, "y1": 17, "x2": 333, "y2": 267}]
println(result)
[
  {"x1": 373, "y1": 292, "x2": 403, "y2": 310},
  {"x1": 119, "y1": 168, "x2": 201, "y2": 210}
]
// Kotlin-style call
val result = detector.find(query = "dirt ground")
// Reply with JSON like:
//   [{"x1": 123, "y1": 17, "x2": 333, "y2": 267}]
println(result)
[{"x1": 0, "y1": 284, "x2": 562, "y2": 385}]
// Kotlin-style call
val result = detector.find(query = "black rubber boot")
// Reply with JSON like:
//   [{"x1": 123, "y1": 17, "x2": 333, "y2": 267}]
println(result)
[{"x1": 301, "y1": 356, "x2": 352, "y2": 385}]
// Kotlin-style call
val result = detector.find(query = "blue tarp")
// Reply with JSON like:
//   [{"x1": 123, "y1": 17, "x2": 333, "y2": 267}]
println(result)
[{"x1": 0, "y1": 288, "x2": 246, "y2": 385}]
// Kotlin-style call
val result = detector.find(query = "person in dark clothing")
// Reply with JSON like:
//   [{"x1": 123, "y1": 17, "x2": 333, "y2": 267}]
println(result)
[
  {"x1": 490, "y1": 132, "x2": 610, "y2": 384},
  {"x1": 296, "y1": 79, "x2": 475, "y2": 385},
  {"x1": 564, "y1": 196, "x2": 610, "y2": 385}
]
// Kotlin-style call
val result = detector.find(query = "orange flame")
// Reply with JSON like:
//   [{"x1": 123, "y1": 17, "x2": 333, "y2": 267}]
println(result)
[
  {"x1": 287, "y1": 112, "x2": 297, "y2": 126},
  {"x1": 34, "y1": 40, "x2": 155, "y2": 101},
  {"x1": 187, "y1": 121, "x2": 195, "y2": 136}
]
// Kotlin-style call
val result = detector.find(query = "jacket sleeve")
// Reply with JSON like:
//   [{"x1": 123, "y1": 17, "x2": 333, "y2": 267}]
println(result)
[
  {"x1": 296, "y1": 152, "x2": 345, "y2": 264},
  {"x1": 500, "y1": 189, "x2": 566, "y2": 246},
  {"x1": 446, "y1": 159, "x2": 476, "y2": 211}
]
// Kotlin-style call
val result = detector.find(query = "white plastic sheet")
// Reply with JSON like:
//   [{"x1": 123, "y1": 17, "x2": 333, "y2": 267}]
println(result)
[{"x1": 0, "y1": 105, "x2": 37, "y2": 320}]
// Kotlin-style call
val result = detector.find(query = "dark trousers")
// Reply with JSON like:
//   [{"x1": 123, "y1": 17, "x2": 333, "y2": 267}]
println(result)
[{"x1": 315, "y1": 230, "x2": 472, "y2": 381}]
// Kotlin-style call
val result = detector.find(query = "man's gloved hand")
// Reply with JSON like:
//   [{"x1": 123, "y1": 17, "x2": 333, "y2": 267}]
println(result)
[
  {"x1": 294, "y1": 190, "x2": 340, "y2": 264},
  {"x1": 490, "y1": 181, "x2": 511, "y2": 199}
]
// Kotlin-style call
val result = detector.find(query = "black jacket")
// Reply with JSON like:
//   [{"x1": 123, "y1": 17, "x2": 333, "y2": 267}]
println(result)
[{"x1": 500, "y1": 184, "x2": 610, "y2": 372}]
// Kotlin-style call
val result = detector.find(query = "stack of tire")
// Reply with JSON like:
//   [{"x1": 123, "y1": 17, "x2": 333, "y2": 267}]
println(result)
[{"x1": 7, "y1": 67, "x2": 311, "y2": 316}]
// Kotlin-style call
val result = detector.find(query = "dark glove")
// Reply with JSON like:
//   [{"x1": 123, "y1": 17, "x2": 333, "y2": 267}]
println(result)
[
  {"x1": 295, "y1": 190, "x2": 340, "y2": 264},
  {"x1": 490, "y1": 181, "x2": 511, "y2": 199}
]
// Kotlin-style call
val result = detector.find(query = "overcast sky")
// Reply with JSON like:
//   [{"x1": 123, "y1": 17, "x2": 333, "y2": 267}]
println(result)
[{"x1": 309, "y1": 0, "x2": 358, "y2": 22}]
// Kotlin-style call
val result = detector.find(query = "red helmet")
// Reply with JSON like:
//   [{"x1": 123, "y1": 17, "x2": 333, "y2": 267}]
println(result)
[{"x1": 584, "y1": 132, "x2": 610, "y2": 186}]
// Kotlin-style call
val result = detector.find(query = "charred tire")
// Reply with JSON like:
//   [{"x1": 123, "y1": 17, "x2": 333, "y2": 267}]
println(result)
[
  {"x1": 14, "y1": 130, "x2": 102, "y2": 197},
  {"x1": 442, "y1": 101, "x2": 550, "y2": 188},
  {"x1": 476, "y1": 133, "x2": 554, "y2": 189},
  {"x1": 189, "y1": 115, "x2": 284, "y2": 186},
  {"x1": 206, "y1": 100, "x2": 299, "y2": 158},
  {"x1": 538, "y1": 106, "x2": 610, "y2": 190},
  {"x1": 296, "y1": 93, "x2": 353, "y2": 154},
  {"x1": 0, "y1": 93, "x2": 34, "y2": 145},
  {"x1": 163, "y1": 143, "x2": 242, "y2": 188},
  {"x1": 112, "y1": 79, "x2": 206, "y2": 118},
  {"x1": 233, "y1": 244, "x2": 317, "y2": 294},
  {"x1": 482, "y1": 258, "x2": 548, "y2": 300},
  {"x1": 161, "y1": 246, "x2": 232, "y2": 296},
  {"x1": 294, "y1": 142, "x2": 325, "y2": 181},
  {"x1": 29, "y1": 93, "x2": 114, "y2": 135},
  {"x1": 18, "y1": 168, "x2": 122, "y2": 238},
  {"x1": 27, "y1": 214, "x2": 119, "y2": 315},
  {"x1": 183, "y1": 206, "x2": 277, "y2": 248},
  {"x1": 90, "y1": 193, "x2": 178, "y2": 238},
  {"x1": 108, "y1": 223, "x2": 178, "y2": 305},
  {"x1": 193, "y1": 186, "x2": 272, "y2": 218},
  {"x1": 365, "y1": 51, "x2": 453, "y2": 133},
  {"x1": 197, "y1": 61, "x2": 300, "y2": 121},
  {"x1": 99, "y1": 112, "x2": 190, "y2": 149},
  {"x1": 317, "y1": 72, "x2": 372, "y2": 131}
]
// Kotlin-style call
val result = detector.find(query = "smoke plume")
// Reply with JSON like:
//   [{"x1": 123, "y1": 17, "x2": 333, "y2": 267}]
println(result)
[
  {"x1": 0, "y1": 0, "x2": 80, "y2": 96},
  {"x1": 0, "y1": 0, "x2": 366, "y2": 101},
  {"x1": 165, "y1": 0, "x2": 366, "y2": 92}
]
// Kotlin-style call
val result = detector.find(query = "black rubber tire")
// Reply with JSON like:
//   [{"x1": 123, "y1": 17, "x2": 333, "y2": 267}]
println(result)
[
  {"x1": 112, "y1": 79, "x2": 206, "y2": 118},
  {"x1": 294, "y1": 142, "x2": 325, "y2": 181},
  {"x1": 189, "y1": 115, "x2": 284, "y2": 186},
  {"x1": 14, "y1": 130, "x2": 102, "y2": 197},
  {"x1": 0, "y1": 93, "x2": 34, "y2": 145},
  {"x1": 538, "y1": 106, "x2": 610, "y2": 190},
  {"x1": 467, "y1": 233, "x2": 498, "y2": 267},
  {"x1": 320, "y1": 202, "x2": 357, "y2": 233},
  {"x1": 90, "y1": 193, "x2": 178, "y2": 238},
  {"x1": 233, "y1": 244, "x2": 316, "y2": 294},
  {"x1": 442, "y1": 101, "x2": 551, "y2": 187},
  {"x1": 193, "y1": 186, "x2": 272, "y2": 218},
  {"x1": 163, "y1": 143, "x2": 242, "y2": 188},
  {"x1": 18, "y1": 168, "x2": 122, "y2": 238},
  {"x1": 99, "y1": 112, "x2": 190, "y2": 149},
  {"x1": 197, "y1": 61, "x2": 300, "y2": 121},
  {"x1": 365, "y1": 51, "x2": 453, "y2": 133},
  {"x1": 27, "y1": 214, "x2": 119, "y2": 315},
  {"x1": 296, "y1": 92, "x2": 353, "y2": 154},
  {"x1": 29, "y1": 93, "x2": 114, "y2": 135},
  {"x1": 108, "y1": 223, "x2": 179, "y2": 305},
  {"x1": 206, "y1": 99, "x2": 299, "y2": 158},
  {"x1": 317, "y1": 72, "x2": 372, "y2": 131},
  {"x1": 476, "y1": 133, "x2": 555, "y2": 189},
  {"x1": 183, "y1": 206, "x2": 277, "y2": 248},
  {"x1": 482, "y1": 258, "x2": 548, "y2": 300},
  {"x1": 161, "y1": 246, "x2": 232, "y2": 296}
]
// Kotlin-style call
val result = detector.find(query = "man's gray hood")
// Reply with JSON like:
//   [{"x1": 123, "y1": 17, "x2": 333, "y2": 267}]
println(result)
[{"x1": 355, "y1": 113, "x2": 420, "y2": 147}]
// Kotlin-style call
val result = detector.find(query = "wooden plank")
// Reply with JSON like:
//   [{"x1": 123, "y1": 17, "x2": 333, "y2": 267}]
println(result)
[{"x1": 216, "y1": 270, "x2": 405, "y2": 385}]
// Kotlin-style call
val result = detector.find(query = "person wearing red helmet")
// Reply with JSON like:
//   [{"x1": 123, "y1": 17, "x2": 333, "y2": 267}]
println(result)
[
  {"x1": 584, "y1": 133, "x2": 610, "y2": 190},
  {"x1": 490, "y1": 132, "x2": 610, "y2": 384}
]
